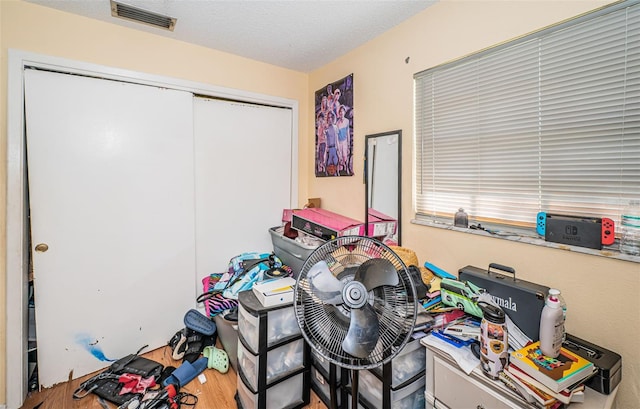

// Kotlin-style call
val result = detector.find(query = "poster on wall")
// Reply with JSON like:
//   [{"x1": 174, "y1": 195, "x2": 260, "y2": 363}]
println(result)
[{"x1": 315, "y1": 73, "x2": 354, "y2": 177}]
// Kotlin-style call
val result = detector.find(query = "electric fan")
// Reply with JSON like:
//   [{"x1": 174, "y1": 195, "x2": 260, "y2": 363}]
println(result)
[{"x1": 294, "y1": 236, "x2": 417, "y2": 409}]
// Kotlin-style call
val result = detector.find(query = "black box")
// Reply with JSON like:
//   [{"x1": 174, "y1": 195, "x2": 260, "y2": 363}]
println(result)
[
  {"x1": 563, "y1": 333, "x2": 622, "y2": 395},
  {"x1": 458, "y1": 263, "x2": 549, "y2": 342}
]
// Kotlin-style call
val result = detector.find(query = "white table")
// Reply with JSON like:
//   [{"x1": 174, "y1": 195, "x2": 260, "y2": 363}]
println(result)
[{"x1": 421, "y1": 338, "x2": 618, "y2": 409}]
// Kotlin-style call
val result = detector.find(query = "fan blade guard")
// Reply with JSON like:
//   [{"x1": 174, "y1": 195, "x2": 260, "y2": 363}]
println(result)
[{"x1": 294, "y1": 236, "x2": 418, "y2": 371}]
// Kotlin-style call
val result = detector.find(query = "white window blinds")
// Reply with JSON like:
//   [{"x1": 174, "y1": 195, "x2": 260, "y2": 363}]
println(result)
[{"x1": 414, "y1": 1, "x2": 640, "y2": 229}]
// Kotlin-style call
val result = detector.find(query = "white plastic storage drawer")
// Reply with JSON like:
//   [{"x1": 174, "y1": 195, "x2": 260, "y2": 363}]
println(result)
[
  {"x1": 237, "y1": 369, "x2": 308, "y2": 409},
  {"x1": 372, "y1": 337, "x2": 426, "y2": 388},
  {"x1": 359, "y1": 372, "x2": 426, "y2": 409},
  {"x1": 238, "y1": 337, "x2": 306, "y2": 392},
  {"x1": 238, "y1": 293, "x2": 301, "y2": 355},
  {"x1": 311, "y1": 366, "x2": 342, "y2": 408},
  {"x1": 311, "y1": 350, "x2": 342, "y2": 383}
]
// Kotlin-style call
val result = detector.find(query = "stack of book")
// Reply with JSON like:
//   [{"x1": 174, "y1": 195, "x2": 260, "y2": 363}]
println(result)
[{"x1": 502, "y1": 341, "x2": 597, "y2": 408}]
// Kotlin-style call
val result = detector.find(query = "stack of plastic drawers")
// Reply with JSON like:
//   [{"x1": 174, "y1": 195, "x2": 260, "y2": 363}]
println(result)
[
  {"x1": 311, "y1": 350, "x2": 349, "y2": 408},
  {"x1": 236, "y1": 289, "x2": 310, "y2": 409},
  {"x1": 349, "y1": 337, "x2": 427, "y2": 409}
]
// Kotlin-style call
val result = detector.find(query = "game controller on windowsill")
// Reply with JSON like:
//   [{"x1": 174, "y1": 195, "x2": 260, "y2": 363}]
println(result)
[{"x1": 536, "y1": 212, "x2": 615, "y2": 249}]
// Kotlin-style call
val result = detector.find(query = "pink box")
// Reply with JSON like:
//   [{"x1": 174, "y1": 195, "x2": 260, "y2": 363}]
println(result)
[
  {"x1": 367, "y1": 208, "x2": 398, "y2": 237},
  {"x1": 291, "y1": 208, "x2": 364, "y2": 240},
  {"x1": 282, "y1": 208, "x2": 295, "y2": 223}
]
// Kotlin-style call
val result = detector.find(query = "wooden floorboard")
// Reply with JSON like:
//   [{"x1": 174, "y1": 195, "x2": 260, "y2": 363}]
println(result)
[{"x1": 20, "y1": 344, "x2": 328, "y2": 409}]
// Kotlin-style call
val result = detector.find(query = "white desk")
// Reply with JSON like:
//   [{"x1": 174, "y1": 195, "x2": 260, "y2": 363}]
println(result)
[{"x1": 421, "y1": 339, "x2": 618, "y2": 409}]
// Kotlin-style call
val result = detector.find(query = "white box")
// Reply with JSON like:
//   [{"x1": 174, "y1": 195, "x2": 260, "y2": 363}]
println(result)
[{"x1": 252, "y1": 277, "x2": 295, "y2": 307}]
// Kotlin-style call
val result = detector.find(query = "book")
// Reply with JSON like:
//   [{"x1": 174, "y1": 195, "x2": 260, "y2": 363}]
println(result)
[
  {"x1": 570, "y1": 390, "x2": 585, "y2": 403},
  {"x1": 506, "y1": 364, "x2": 587, "y2": 405},
  {"x1": 509, "y1": 341, "x2": 595, "y2": 393},
  {"x1": 500, "y1": 369, "x2": 557, "y2": 408}
]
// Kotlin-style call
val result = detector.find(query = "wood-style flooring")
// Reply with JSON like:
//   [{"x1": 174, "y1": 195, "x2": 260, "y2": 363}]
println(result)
[{"x1": 19, "y1": 344, "x2": 328, "y2": 409}]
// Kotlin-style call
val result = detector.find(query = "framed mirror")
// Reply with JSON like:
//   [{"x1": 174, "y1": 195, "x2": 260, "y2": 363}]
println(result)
[{"x1": 364, "y1": 130, "x2": 402, "y2": 245}]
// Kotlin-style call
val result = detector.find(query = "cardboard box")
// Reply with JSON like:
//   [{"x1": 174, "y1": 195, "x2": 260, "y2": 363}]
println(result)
[
  {"x1": 252, "y1": 277, "x2": 296, "y2": 307},
  {"x1": 367, "y1": 208, "x2": 398, "y2": 237},
  {"x1": 291, "y1": 208, "x2": 364, "y2": 240}
]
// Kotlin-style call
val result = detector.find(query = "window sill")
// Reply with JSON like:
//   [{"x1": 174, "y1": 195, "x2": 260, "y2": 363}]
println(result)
[{"x1": 411, "y1": 218, "x2": 640, "y2": 263}]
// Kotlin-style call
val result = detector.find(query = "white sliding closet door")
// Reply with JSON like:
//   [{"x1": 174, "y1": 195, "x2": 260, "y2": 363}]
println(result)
[
  {"x1": 24, "y1": 69, "x2": 196, "y2": 387},
  {"x1": 193, "y1": 97, "x2": 293, "y2": 276}
]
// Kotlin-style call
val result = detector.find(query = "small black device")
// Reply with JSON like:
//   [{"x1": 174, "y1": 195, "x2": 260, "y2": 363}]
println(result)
[{"x1": 563, "y1": 333, "x2": 622, "y2": 395}]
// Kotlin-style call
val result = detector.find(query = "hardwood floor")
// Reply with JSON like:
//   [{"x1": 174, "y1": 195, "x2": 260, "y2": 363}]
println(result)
[{"x1": 20, "y1": 344, "x2": 328, "y2": 409}]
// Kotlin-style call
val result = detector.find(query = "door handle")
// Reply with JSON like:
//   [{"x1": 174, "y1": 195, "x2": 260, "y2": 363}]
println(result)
[{"x1": 35, "y1": 243, "x2": 49, "y2": 252}]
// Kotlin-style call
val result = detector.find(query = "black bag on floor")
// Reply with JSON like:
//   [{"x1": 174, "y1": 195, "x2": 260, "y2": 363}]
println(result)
[{"x1": 72, "y1": 346, "x2": 163, "y2": 406}]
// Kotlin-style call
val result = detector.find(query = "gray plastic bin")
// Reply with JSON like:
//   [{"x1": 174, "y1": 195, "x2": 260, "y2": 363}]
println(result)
[
  {"x1": 213, "y1": 314, "x2": 238, "y2": 371},
  {"x1": 269, "y1": 226, "x2": 320, "y2": 277}
]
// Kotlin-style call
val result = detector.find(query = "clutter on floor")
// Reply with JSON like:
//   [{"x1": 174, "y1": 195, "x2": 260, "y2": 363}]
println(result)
[
  {"x1": 71, "y1": 307, "x2": 232, "y2": 409},
  {"x1": 64, "y1": 206, "x2": 621, "y2": 409}
]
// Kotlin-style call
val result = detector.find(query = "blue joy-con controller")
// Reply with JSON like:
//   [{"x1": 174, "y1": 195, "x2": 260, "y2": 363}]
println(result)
[{"x1": 536, "y1": 212, "x2": 547, "y2": 236}]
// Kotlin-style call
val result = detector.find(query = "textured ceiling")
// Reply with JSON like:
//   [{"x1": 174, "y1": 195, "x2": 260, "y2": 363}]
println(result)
[{"x1": 26, "y1": 0, "x2": 438, "y2": 73}]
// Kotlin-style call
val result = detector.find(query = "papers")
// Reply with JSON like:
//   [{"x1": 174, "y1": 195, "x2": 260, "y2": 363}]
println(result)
[{"x1": 421, "y1": 333, "x2": 479, "y2": 375}]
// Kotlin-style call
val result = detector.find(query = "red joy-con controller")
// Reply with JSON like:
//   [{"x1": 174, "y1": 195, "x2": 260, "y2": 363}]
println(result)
[{"x1": 602, "y1": 218, "x2": 615, "y2": 246}]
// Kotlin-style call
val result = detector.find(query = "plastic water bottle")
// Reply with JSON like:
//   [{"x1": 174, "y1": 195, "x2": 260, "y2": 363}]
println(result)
[
  {"x1": 478, "y1": 302, "x2": 508, "y2": 380},
  {"x1": 549, "y1": 288, "x2": 566, "y2": 342},
  {"x1": 620, "y1": 200, "x2": 640, "y2": 256},
  {"x1": 539, "y1": 289, "x2": 564, "y2": 358}
]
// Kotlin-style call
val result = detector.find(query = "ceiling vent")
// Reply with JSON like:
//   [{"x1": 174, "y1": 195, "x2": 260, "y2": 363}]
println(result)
[{"x1": 110, "y1": 0, "x2": 177, "y2": 31}]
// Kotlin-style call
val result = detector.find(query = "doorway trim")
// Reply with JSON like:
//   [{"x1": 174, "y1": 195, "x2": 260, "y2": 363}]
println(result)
[{"x1": 6, "y1": 49, "x2": 299, "y2": 409}]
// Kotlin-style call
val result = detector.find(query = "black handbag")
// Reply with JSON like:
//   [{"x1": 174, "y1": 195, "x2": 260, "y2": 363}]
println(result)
[{"x1": 73, "y1": 346, "x2": 163, "y2": 405}]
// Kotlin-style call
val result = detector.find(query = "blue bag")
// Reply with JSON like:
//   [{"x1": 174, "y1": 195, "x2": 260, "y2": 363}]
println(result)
[{"x1": 215, "y1": 252, "x2": 282, "y2": 300}]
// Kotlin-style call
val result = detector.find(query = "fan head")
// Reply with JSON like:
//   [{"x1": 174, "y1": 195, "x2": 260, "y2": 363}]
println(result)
[{"x1": 294, "y1": 236, "x2": 417, "y2": 370}]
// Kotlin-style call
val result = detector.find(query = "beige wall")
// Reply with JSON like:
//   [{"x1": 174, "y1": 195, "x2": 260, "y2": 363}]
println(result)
[
  {"x1": 2, "y1": 0, "x2": 639, "y2": 408},
  {"x1": 308, "y1": 1, "x2": 639, "y2": 408},
  {"x1": 0, "y1": 0, "x2": 310, "y2": 405}
]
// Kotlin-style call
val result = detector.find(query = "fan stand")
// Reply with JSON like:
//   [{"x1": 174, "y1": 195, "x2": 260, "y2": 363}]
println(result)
[
  {"x1": 350, "y1": 369, "x2": 359, "y2": 409},
  {"x1": 329, "y1": 374, "x2": 338, "y2": 409},
  {"x1": 326, "y1": 367, "x2": 359, "y2": 409}
]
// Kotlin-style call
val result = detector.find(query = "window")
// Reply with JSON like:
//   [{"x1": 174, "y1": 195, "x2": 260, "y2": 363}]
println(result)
[{"x1": 414, "y1": 1, "x2": 640, "y2": 231}]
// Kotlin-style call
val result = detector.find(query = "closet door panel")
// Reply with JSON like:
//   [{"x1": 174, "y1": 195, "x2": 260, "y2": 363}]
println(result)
[
  {"x1": 24, "y1": 69, "x2": 196, "y2": 387},
  {"x1": 194, "y1": 97, "x2": 293, "y2": 276}
]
